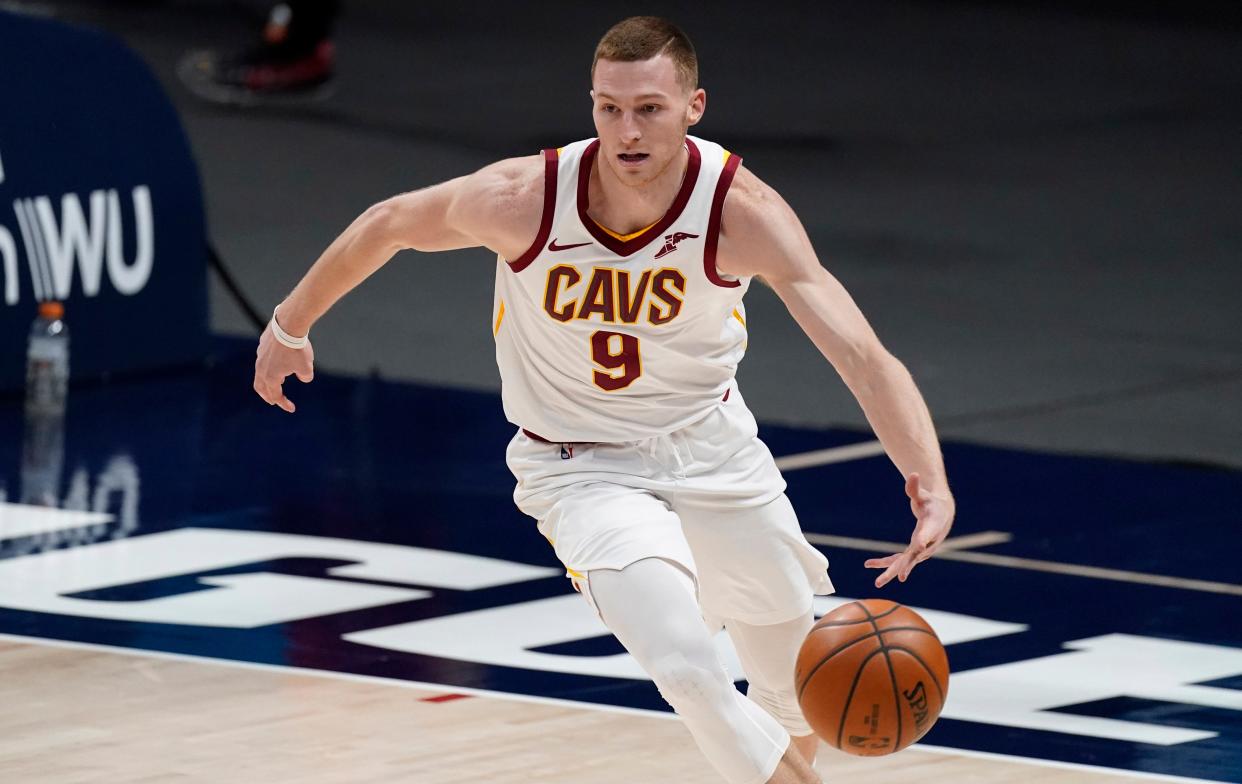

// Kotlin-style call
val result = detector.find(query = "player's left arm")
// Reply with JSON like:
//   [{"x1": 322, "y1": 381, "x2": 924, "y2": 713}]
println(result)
[{"x1": 716, "y1": 165, "x2": 956, "y2": 588}]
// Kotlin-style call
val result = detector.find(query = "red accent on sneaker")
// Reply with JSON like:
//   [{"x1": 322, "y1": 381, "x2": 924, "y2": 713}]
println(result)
[{"x1": 243, "y1": 41, "x2": 335, "y2": 92}]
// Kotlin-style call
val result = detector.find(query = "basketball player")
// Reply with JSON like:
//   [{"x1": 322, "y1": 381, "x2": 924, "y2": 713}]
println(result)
[{"x1": 253, "y1": 17, "x2": 955, "y2": 784}]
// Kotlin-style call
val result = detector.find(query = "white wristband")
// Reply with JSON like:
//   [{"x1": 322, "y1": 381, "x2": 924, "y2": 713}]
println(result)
[{"x1": 270, "y1": 306, "x2": 309, "y2": 350}]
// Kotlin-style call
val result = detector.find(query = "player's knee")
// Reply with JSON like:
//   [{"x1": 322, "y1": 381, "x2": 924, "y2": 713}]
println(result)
[
  {"x1": 647, "y1": 651, "x2": 733, "y2": 717},
  {"x1": 747, "y1": 683, "x2": 812, "y2": 737}
]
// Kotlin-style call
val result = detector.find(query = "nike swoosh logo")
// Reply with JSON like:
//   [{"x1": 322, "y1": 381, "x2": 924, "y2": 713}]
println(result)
[{"x1": 548, "y1": 239, "x2": 592, "y2": 252}]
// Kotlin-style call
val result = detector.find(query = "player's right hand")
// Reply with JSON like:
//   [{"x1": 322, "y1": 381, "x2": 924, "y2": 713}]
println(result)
[{"x1": 253, "y1": 323, "x2": 315, "y2": 413}]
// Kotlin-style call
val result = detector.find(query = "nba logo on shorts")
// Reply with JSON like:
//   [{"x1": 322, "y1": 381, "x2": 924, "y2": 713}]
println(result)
[{"x1": 560, "y1": 444, "x2": 574, "y2": 460}]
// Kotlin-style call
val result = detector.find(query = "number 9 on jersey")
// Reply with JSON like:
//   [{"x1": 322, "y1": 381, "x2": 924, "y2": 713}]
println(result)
[{"x1": 590, "y1": 330, "x2": 642, "y2": 391}]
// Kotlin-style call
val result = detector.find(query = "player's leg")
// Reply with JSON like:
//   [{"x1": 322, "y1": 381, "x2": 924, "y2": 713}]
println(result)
[
  {"x1": 726, "y1": 610, "x2": 821, "y2": 766},
  {"x1": 669, "y1": 387, "x2": 832, "y2": 629},
  {"x1": 672, "y1": 387, "x2": 833, "y2": 767},
  {"x1": 506, "y1": 430, "x2": 819, "y2": 781},
  {"x1": 585, "y1": 557, "x2": 820, "y2": 784},
  {"x1": 679, "y1": 492, "x2": 830, "y2": 764}
]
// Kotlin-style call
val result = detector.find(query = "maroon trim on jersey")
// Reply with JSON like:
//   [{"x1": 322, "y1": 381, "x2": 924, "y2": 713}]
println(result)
[
  {"x1": 523, "y1": 388, "x2": 731, "y2": 445},
  {"x1": 506, "y1": 148, "x2": 559, "y2": 272},
  {"x1": 577, "y1": 138, "x2": 702, "y2": 257},
  {"x1": 704, "y1": 152, "x2": 743, "y2": 288},
  {"x1": 522, "y1": 428, "x2": 591, "y2": 446}
]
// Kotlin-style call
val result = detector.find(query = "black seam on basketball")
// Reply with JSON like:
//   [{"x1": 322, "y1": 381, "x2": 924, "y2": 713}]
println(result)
[
  {"x1": 796, "y1": 629, "x2": 884, "y2": 699},
  {"x1": 860, "y1": 602, "x2": 904, "y2": 752},
  {"x1": 871, "y1": 603, "x2": 903, "y2": 621},
  {"x1": 880, "y1": 643, "x2": 904, "y2": 750},
  {"x1": 810, "y1": 624, "x2": 933, "y2": 640},
  {"x1": 833, "y1": 647, "x2": 886, "y2": 752},
  {"x1": 882, "y1": 644, "x2": 946, "y2": 701},
  {"x1": 813, "y1": 603, "x2": 902, "y2": 627},
  {"x1": 876, "y1": 626, "x2": 939, "y2": 639}
]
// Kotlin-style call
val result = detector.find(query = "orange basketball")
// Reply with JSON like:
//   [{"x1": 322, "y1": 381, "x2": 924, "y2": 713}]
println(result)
[{"x1": 794, "y1": 599, "x2": 949, "y2": 756}]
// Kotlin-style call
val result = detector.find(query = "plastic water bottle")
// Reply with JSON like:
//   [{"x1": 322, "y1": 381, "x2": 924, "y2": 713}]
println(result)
[
  {"x1": 25, "y1": 301, "x2": 70, "y2": 416},
  {"x1": 21, "y1": 301, "x2": 69, "y2": 507}
]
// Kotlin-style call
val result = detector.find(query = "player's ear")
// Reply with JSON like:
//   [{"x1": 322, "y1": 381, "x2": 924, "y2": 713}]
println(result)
[
  {"x1": 686, "y1": 87, "x2": 706, "y2": 127},
  {"x1": 589, "y1": 89, "x2": 596, "y2": 104}
]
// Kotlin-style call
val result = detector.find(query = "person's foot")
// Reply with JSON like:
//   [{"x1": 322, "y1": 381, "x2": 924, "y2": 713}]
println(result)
[{"x1": 177, "y1": 38, "x2": 335, "y2": 105}]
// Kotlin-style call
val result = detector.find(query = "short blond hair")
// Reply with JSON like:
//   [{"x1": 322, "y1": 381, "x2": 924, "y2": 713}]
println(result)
[{"x1": 591, "y1": 16, "x2": 698, "y2": 91}]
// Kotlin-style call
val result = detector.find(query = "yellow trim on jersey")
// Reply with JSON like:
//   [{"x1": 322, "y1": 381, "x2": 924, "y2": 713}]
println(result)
[
  {"x1": 591, "y1": 217, "x2": 658, "y2": 242},
  {"x1": 493, "y1": 300, "x2": 506, "y2": 336},
  {"x1": 539, "y1": 532, "x2": 582, "y2": 578},
  {"x1": 732, "y1": 308, "x2": 746, "y2": 328},
  {"x1": 723, "y1": 149, "x2": 732, "y2": 164}
]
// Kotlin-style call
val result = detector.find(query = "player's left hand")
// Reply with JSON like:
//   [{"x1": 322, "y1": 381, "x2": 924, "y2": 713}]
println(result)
[{"x1": 865, "y1": 473, "x2": 955, "y2": 589}]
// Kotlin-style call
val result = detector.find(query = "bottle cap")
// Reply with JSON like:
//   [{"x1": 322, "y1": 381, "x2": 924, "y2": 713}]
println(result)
[{"x1": 38, "y1": 301, "x2": 64, "y2": 320}]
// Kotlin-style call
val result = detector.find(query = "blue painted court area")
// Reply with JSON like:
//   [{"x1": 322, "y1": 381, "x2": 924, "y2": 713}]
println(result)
[{"x1": 0, "y1": 342, "x2": 1238, "y2": 782}]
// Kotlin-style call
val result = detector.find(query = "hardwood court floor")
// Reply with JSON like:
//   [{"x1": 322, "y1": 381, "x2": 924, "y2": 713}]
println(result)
[{"x1": 0, "y1": 639, "x2": 1159, "y2": 784}]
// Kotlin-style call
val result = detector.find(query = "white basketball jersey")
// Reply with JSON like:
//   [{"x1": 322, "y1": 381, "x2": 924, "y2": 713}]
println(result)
[{"x1": 493, "y1": 135, "x2": 750, "y2": 443}]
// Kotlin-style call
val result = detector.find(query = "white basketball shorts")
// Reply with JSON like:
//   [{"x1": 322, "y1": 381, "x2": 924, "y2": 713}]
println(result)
[{"x1": 505, "y1": 383, "x2": 834, "y2": 625}]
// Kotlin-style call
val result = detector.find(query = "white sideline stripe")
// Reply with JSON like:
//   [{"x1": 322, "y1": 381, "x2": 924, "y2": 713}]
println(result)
[
  {"x1": 0, "y1": 632, "x2": 1226, "y2": 784},
  {"x1": 938, "y1": 530, "x2": 1012, "y2": 550},
  {"x1": 0, "y1": 502, "x2": 115, "y2": 541},
  {"x1": 773, "y1": 439, "x2": 886, "y2": 471},
  {"x1": 0, "y1": 632, "x2": 663, "y2": 720},
  {"x1": 0, "y1": 148, "x2": 5, "y2": 184},
  {"x1": 914, "y1": 743, "x2": 1229, "y2": 784},
  {"x1": 804, "y1": 533, "x2": 1242, "y2": 596}
]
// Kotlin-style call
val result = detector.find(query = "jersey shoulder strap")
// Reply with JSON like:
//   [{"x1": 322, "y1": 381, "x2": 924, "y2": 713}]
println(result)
[{"x1": 505, "y1": 147, "x2": 561, "y2": 272}]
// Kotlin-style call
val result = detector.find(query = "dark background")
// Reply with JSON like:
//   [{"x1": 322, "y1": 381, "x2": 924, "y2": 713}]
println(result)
[{"x1": 17, "y1": 0, "x2": 1242, "y2": 468}]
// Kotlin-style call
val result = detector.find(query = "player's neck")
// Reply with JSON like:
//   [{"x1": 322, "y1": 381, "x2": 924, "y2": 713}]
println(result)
[{"x1": 588, "y1": 145, "x2": 688, "y2": 235}]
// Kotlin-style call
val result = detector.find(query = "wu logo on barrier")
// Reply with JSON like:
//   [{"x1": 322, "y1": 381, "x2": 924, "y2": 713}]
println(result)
[{"x1": 0, "y1": 185, "x2": 155, "y2": 306}]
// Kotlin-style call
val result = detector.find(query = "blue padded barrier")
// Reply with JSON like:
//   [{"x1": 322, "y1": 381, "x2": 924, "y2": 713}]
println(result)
[{"x1": 0, "y1": 10, "x2": 209, "y2": 389}]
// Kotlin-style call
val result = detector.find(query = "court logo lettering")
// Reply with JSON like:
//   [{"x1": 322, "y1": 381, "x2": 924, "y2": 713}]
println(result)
[{"x1": 0, "y1": 517, "x2": 1239, "y2": 775}]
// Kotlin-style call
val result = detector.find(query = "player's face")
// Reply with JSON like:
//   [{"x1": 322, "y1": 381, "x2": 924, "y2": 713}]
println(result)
[{"x1": 591, "y1": 54, "x2": 705, "y2": 188}]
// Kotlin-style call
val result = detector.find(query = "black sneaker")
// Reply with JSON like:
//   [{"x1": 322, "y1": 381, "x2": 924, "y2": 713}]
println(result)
[{"x1": 177, "y1": 38, "x2": 336, "y2": 106}]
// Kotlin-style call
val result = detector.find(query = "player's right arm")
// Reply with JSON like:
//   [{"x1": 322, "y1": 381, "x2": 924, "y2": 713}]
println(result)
[{"x1": 252, "y1": 155, "x2": 545, "y2": 413}]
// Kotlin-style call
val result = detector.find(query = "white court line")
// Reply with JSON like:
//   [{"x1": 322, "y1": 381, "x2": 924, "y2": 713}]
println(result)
[
  {"x1": 773, "y1": 439, "x2": 886, "y2": 471},
  {"x1": 0, "y1": 146, "x2": 5, "y2": 184},
  {"x1": 779, "y1": 442, "x2": 1240, "y2": 596},
  {"x1": 938, "y1": 530, "x2": 1012, "y2": 550},
  {"x1": 0, "y1": 632, "x2": 1225, "y2": 784},
  {"x1": 0, "y1": 631, "x2": 664, "y2": 719},
  {"x1": 804, "y1": 533, "x2": 1242, "y2": 596},
  {"x1": 912, "y1": 743, "x2": 1227, "y2": 784},
  {"x1": 0, "y1": 502, "x2": 114, "y2": 541}
]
